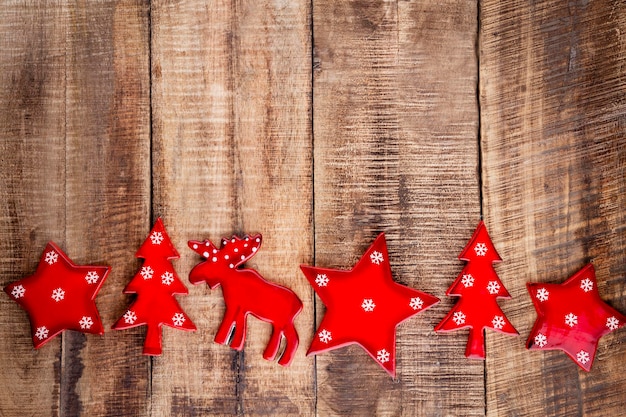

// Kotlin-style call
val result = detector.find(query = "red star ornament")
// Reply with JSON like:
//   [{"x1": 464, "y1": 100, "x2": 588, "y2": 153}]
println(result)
[
  {"x1": 4, "y1": 242, "x2": 110, "y2": 348},
  {"x1": 300, "y1": 233, "x2": 439, "y2": 377},
  {"x1": 526, "y1": 263, "x2": 626, "y2": 371}
]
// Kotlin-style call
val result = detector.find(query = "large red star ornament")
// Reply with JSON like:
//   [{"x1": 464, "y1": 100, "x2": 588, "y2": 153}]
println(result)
[
  {"x1": 526, "y1": 263, "x2": 626, "y2": 371},
  {"x1": 4, "y1": 242, "x2": 110, "y2": 348},
  {"x1": 300, "y1": 233, "x2": 439, "y2": 377}
]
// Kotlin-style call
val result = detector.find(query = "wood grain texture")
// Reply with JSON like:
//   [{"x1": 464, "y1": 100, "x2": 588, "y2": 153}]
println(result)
[
  {"x1": 2, "y1": 0, "x2": 626, "y2": 416},
  {"x1": 63, "y1": 1, "x2": 151, "y2": 416},
  {"x1": 150, "y1": 0, "x2": 314, "y2": 415},
  {"x1": 480, "y1": 0, "x2": 626, "y2": 415},
  {"x1": 313, "y1": 0, "x2": 482, "y2": 415},
  {"x1": 0, "y1": 3, "x2": 67, "y2": 416}
]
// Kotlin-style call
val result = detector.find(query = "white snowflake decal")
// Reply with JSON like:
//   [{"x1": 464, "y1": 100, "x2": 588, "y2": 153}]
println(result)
[
  {"x1": 85, "y1": 271, "x2": 99, "y2": 284},
  {"x1": 140, "y1": 266, "x2": 154, "y2": 280},
  {"x1": 474, "y1": 243, "x2": 488, "y2": 256},
  {"x1": 576, "y1": 350, "x2": 590, "y2": 364},
  {"x1": 377, "y1": 349, "x2": 390, "y2": 363},
  {"x1": 161, "y1": 271, "x2": 174, "y2": 285},
  {"x1": 461, "y1": 274, "x2": 474, "y2": 288},
  {"x1": 318, "y1": 329, "x2": 332, "y2": 344},
  {"x1": 172, "y1": 313, "x2": 186, "y2": 326},
  {"x1": 315, "y1": 274, "x2": 329, "y2": 287},
  {"x1": 492, "y1": 315, "x2": 506, "y2": 330},
  {"x1": 409, "y1": 297, "x2": 423, "y2": 310},
  {"x1": 565, "y1": 313, "x2": 578, "y2": 327},
  {"x1": 79, "y1": 316, "x2": 93, "y2": 329},
  {"x1": 361, "y1": 299, "x2": 376, "y2": 312},
  {"x1": 486, "y1": 281, "x2": 501, "y2": 295},
  {"x1": 606, "y1": 316, "x2": 620, "y2": 331},
  {"x1": 51, "y1": 287, "x2": 65, "y2": 302},
  {"x1": 536, "y1": 288, "x2": 549, "y2": 302},
  {"x1": 35, "y1": 326, "x2": 49, "y2": 340},
  {"x1": 534, "y1": 333, "x2": 547, "y2": 348},
  {"x1": 150, "y1": 231, "x2": 164, "y2": 245},
  {"x1": 45, "y1": 251, "x2": 58, "y2": 265},
  {"x1": 370, "y1": 251, "x2": 384, "y2": 265},
  {"x1": 580, "y1": 278, "x2": 593, "y2": 293},
  {"x1": 11, "y1": 285, "x2": 25, "y2": 299},
  {"x1": 123, "y1": 310, "x2": 137, "y2": 324},
  {"x1": 453, "y1": 311, "x2": 466, "y2": 325}
]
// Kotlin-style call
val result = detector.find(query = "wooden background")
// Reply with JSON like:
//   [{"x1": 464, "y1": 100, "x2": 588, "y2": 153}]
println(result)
[{"x1": 1, "y1": 1, "x2": 624, "y2": 416}]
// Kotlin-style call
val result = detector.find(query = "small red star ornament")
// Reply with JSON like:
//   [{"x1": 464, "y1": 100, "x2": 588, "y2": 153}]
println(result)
[
  {"x1": 113, "y1": 218, "x2": 196, "y2": 355},
  {"x1": 300, "y1": 233, "x2": 439, "y2": 377},
  {"x1": 526, "y1": 263, "x2": 625, "y2": 371},
  {"x1": 4, "y1": 242, "x2": 110, "y2": 348}
]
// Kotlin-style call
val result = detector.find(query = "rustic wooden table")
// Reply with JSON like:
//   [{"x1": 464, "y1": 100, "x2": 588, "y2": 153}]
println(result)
[{"x1": 1, "y1": 1, "x2": 624, "y2": 416}]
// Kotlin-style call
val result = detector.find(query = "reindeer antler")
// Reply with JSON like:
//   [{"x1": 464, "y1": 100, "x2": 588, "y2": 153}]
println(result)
[
  {"x1": 219, "y1": 234, "x2": 262, "y2": 268},
  {"x1": 188, "y1": 239, "x2": 218, "y2": 258},
  {"x1": 188, "y1": 234, "x2": 262, "y2": 269}
]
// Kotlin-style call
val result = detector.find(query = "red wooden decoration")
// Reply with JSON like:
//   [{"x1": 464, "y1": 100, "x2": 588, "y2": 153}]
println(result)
[
  {"x1": 300, "y1": 233, "x2": 439, "y2": 377},
  {"x1": 112, "y1": 218, "x2": 196, "y2": 355},
  {"x1": 188, "y1": 234, "x2": 303, "y2": 366},
  {"x1": 435, "y1": 221, "x2": 518, "y2": 359},
  {"x1": 4, "y1": 242, "x2": 110, "y2": 348},
  {"x1": 526, "y1": 263, "x2": 625, "y2": 371}
]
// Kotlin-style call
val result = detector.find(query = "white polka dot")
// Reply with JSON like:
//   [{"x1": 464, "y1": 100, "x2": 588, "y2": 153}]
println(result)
[
  {"x1": 244, "y1": 244, "x2": 248, "y2": 247},
  {"x1": 212, "y1": 257, "x2": 217, "y2": 262},
  {"x1": 203, "y1": 251, "x2": 209, "y2": 258},
  {"x1": 255, "y1": 238, "x2": 260, "y2": 243},
  {"x1": 193, "y1": 244, "x2": 198, "y2": 250},
  {"x1": 245, "y1": 237, "x2": 249, "y2": 241},
  {"x1": 224, "y1": 255, "x2": 229, "y2": 260},
  {"x1": 229, "y1": 264, "x2": 234, "y2": 268},
  {"x1": 241, "y1": 255, "x2": 245, "y2": 260},
  {"x1": 205, "y1": 242, "x2": 210, "y2": 246},
  {"x1": 252, "y1": 247, "x2": 257, "y2": 252},
  {"x1": 212, "y1": 249, "x2": 217, "y2": 254},
  {"x1": 234, "y1": 248, "x2": 239, "y2": 253},
  {"x1": 231, "y1": 238, "x2": 235, "y2": 243}
]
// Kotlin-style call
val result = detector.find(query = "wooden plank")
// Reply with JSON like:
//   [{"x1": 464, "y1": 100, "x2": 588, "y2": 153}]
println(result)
[
  {"x1": 313, "y1": 0, "x2": 482, "y2": 415},
  {"x1": 63, "y1": 1, "x2": 151, "y2": 416},
  {"x1": 481, "y1": 0, "x2": 626, "y2": 415},
  {"x1": 0, "y1": 3, "x2": 67, "y2": 416},
  {"x1": 151, "y1": 1, "x2": 314, "y2": 415}
]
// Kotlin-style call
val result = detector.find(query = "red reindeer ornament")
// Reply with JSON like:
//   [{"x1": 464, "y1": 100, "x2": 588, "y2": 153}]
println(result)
[{"x1": 188, "y1": 234, "x2": 303, "y2": 366}]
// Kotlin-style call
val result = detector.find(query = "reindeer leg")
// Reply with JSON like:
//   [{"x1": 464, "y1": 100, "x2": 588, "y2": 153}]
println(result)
[
  {"x1": 229, "y1": 312, "x2": 247, "y2": 350},
  {"x1": 215, "y1": 308, "x2": 236, "y2": 345},
  {"x1": 262, "y1": 326, "x2": 283, "y2": 362},
  {"x1": 277, "y1": 323, "x2": 299, "y2": 366}
]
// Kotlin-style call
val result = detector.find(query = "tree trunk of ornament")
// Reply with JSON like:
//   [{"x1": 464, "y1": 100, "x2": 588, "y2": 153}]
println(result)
[
  {"x1": 466, "y1": 328, "x2": 485, "y2": 359},
  {"x1": 143, "y1": 324, "x2": 162, "y2": 356}
]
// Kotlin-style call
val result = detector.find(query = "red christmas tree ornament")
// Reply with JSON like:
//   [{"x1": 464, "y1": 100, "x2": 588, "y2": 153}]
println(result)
[
  {"x1": 435, "y1": 221, "x2": 518, "y2": 359},
  {"x1": 113, "y1": 218, "x2": 196, "y2": 355},
  {"x1": 526, "y1": 263, "x2": 625, "y2": 371},
  {"x1": 4, "y1": 242, "x2": 110, "y2": 348},
  {"x1": 188, "y1": 234, "x2": 303, "y2": 366},
  {"x1": 300, "y1": 233, "x2": 439, "y2": 377}
]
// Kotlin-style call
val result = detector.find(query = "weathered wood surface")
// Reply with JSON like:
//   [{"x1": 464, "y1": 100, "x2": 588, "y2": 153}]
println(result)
[
  {"x1": 0, "y1": 0, "x2": 624, "y2": 416},
  {"x1": 312, "y1": 0, "x2": 482, "y2": 415},
  {"x1": 63, "y1": 2, "x2": 152, "y2": 416},
  {"x1": 150, "y1": 0, "x2": 314, "y2": 415},
  {"x1": 480, "y1": 0, "x2": 626, "y2": 416},
  {"x1": 0, "y1": 3, "x2": 66, "y2": 415}
]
